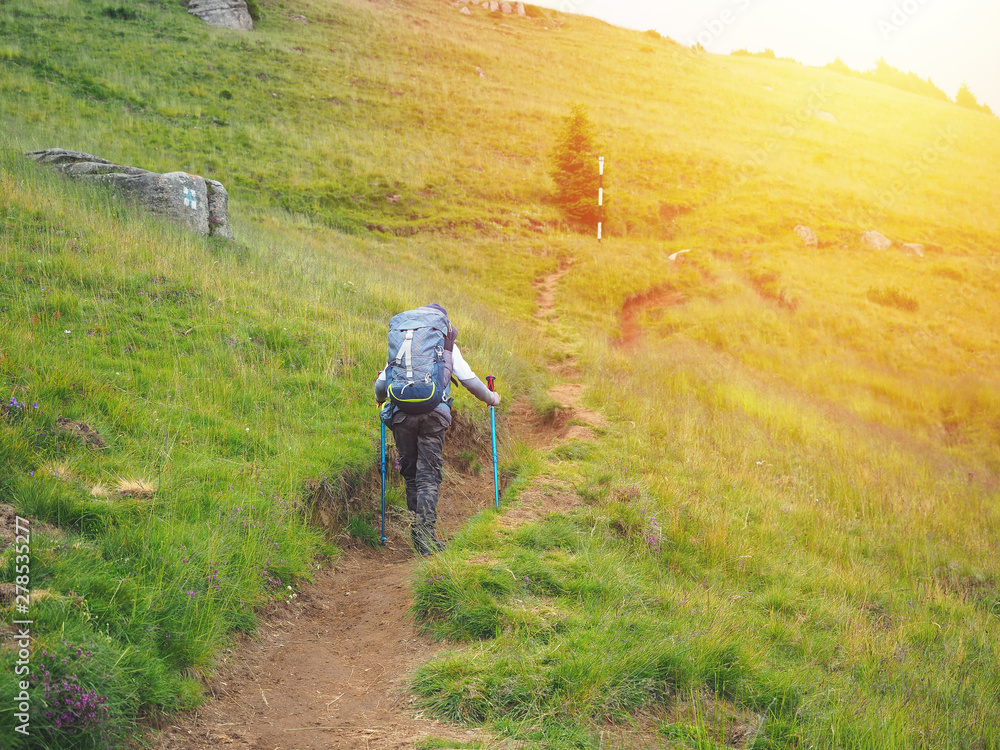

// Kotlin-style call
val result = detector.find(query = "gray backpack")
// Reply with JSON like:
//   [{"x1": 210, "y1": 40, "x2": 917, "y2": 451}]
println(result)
[{"x1": 385, "y1": 306, "x2": 456, "y2": 414}]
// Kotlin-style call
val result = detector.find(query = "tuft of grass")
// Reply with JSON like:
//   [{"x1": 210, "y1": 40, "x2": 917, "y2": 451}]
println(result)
[
  {"x1": 114, "y1": 477, "x2": 155, "y2": 498},
  {"x1": 866, "y1": 285, "x2": 919, "y2": 311},
  {"x1": 100, "y1": 5, "x2": 138, "y2": 21},
  {"x1": 346, "y1": 515, "x2": 381, "y2": 547}
]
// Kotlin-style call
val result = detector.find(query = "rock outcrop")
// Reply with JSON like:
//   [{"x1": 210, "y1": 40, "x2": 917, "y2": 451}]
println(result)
[
  {"x1": 862, "y1": 230, "x2": 893, "y2": 251},
  {"x1": 793, "y1": 225, "x2": 818, "y2": 248},
  {"x1": 26, "y1": 149, "x2": 235, "y2": 240},
  {"x1": 187, "y1": 0, "x2": 253, "y2": 30},
  {"x1": 467, "y1": 0, "x2": 525, "y2": 14}
]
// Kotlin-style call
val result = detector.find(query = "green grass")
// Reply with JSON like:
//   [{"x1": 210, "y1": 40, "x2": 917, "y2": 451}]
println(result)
[
  {"x1": 2, "y1": 0, "x2": 1000, "y2": 747},
  {"x1": 0, "y1": 150, "x2": 537, "y2": 746}
]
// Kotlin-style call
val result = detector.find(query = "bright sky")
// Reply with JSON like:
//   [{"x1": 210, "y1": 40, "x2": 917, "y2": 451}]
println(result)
[{"x1": 530, "y1": 0, "x2": 1000, "y2": 113}]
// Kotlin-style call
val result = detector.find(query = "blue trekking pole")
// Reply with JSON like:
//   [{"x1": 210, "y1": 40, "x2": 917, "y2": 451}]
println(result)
[
  {"x1": 380, "y1": 416, "x2": 387, "y2": 545},
  {"x1": 487, "y1": 375, "x2": 499, "y2": 508},
  {"x1": 376, "y1": 373, "x2": 387, "y2": 546}
]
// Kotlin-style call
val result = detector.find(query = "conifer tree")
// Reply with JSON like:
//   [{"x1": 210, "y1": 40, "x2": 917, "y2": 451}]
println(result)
[
  {"x1": 549, "y1": 104, "x2": 601, "y2": 227},
  {"x1": 955, "y1": 82, "x2": 979, "y2": 109}
]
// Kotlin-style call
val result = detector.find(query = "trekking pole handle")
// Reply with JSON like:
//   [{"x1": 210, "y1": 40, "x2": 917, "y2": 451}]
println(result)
[{"x1": 487, "y1": 375, "x2": 495, "y2": 392}]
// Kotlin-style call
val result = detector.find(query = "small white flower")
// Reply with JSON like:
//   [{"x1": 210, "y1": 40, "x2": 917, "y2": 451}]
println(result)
[{"x1": 64, "y1": 330, "x2": 71, "y2": 334}]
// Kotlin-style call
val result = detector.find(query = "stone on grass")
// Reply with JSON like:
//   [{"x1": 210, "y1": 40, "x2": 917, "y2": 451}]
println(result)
[
  {"x1": 26, "y1": 148, "x2": 235, "y2": 240},
  {"x1": 187, "y1": 0, "x2": 253, "y2": 30},
  {"x1": 793, "y1": 225, "x2": 818, "y2": 247},
  {"x1": 862, "y1": 230, "x2": 893, "y2": 251}
]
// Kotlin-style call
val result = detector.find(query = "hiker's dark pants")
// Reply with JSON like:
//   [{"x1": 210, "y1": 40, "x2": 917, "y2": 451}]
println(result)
[{"x1": 390, "y1": 410, "x2": 449, "y2": 540}]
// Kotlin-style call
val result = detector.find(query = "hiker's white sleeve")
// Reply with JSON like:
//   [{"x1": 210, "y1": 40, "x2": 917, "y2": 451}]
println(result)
[
  {"x1": 452, "y1": 346, "x2": 497, "y2": 405},
  {"x1": 451, "y1": 346, "x2": 474, "y2": 381}
]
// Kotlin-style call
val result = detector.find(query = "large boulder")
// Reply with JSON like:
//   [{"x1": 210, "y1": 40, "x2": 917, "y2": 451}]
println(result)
[
  {"x1": 26, "y1": 149, "x2": 235, "y2": 240},
  {"x1": 187, "y1": 0, "x2": 253, "y2": 30}
]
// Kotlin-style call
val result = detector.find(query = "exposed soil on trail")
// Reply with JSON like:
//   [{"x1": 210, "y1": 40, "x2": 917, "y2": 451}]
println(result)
[
  {"x1": 150, "y1": 397, "x2": 601, "y2": 750},
  {"x1": 617, "y1": 285, "x2": 685, "y2": 349},
  {"x1": 151, "y1": 432, "x2": 508, "y2": 750},
  {"x1": 149, "y1": 261, "x2": 614, "y2": 749},
  {"x1": 532, "y1": 259, "x2": 573, "y2": 323},
  {"x1": 151, "y1": 544, "x2": 486, "y2": 750}
]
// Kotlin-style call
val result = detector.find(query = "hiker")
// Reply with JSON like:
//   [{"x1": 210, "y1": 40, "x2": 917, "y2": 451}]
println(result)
[{"x1": 374, "y1": 304, "x2": 501, "y2": 555}]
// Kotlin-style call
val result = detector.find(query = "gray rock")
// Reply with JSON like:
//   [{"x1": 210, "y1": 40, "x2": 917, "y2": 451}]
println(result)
[
  {"x1": 105, "y1": 171, "x2": 211, "y2": 236},
  {"x1": 63, "y1": 161, "x2": 149, "y2": 178},
  {"x1": 26, "y1": 148, "x2": 234, "y2": 240},
  {"x1": 793, "y1": 225, "x2": 818, "y2": 247},
  {"x1": 901, "y1": 243, "x2": 925, "y2": 257},
  {"x1": 862, "y1": 230, "x2": 893, "y2": 251},
  {"x1": 501, "y1": 1, "x2": 512, "y2": 12},
  {"x1": 187, "y1": 0, "x2": 253, "y2": 31},
  {"x1": 206, "y1": 179, "x2": 236, "y2": 240},
  {"x1": 489, "y1": 0, "x2": 499, "y2": 11},
  {"x1": 460, "y1": 6, "x2": 471, "y2": 13},
  {"x1": 516, "y1": 2, "x2": 526, "y2": 15},
  {"x1": 26, "y1": 148, "x2": 111, "y2": 166}
]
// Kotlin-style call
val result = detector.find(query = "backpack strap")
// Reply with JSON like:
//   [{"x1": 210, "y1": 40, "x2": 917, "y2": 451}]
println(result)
[{"x1": 393, "y1": 330, "x2": 414, "y2": 379}]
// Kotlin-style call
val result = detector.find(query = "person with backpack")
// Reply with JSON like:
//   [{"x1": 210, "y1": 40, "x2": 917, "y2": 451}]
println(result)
[{"x1": 374, "y1": 303, "x2": 501, "y2": 555}]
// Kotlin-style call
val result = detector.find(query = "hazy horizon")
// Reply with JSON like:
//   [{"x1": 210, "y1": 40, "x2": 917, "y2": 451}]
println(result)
[{"x1": 530, "y1": 0, "x2": 1000, "y2": 114}]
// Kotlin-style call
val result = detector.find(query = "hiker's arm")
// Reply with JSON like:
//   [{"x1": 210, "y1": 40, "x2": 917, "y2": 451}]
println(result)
[
  {"x1": 452, "y1": 346, "x2": 500, "y2": 406},
  {"x1": 373, "y1": 369, "x2": 388, "y2": 404}
]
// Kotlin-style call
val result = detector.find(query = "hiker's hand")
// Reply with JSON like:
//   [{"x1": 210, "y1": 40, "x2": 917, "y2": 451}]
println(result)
[{"x1": 491, "y1": 392, "x2": 501, "y2": 407}]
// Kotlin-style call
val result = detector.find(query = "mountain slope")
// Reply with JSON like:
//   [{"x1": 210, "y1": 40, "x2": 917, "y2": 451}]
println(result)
[{"x1": 2, "y1": 0, "x2": 1000, "y2": 748}]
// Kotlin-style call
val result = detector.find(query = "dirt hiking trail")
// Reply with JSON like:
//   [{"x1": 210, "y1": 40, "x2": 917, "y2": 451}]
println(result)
[{"x1": 149, "y1": 261, "x2": 625, "y2": 750}]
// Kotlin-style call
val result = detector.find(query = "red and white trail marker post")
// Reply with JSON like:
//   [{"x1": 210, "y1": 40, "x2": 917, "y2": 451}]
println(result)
[{"x1": 597, "y1": 155, "x2": 604, "y2": 241}]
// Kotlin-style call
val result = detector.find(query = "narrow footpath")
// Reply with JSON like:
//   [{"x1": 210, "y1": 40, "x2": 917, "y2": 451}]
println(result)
[{"x1": 151, "y1": 261, "x2": 608, "y2": 750}]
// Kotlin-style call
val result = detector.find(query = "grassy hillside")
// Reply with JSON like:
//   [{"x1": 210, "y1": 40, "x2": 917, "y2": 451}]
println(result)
[{"x1": 2, "y1": 0, "x2": 999, "y2": 748}]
